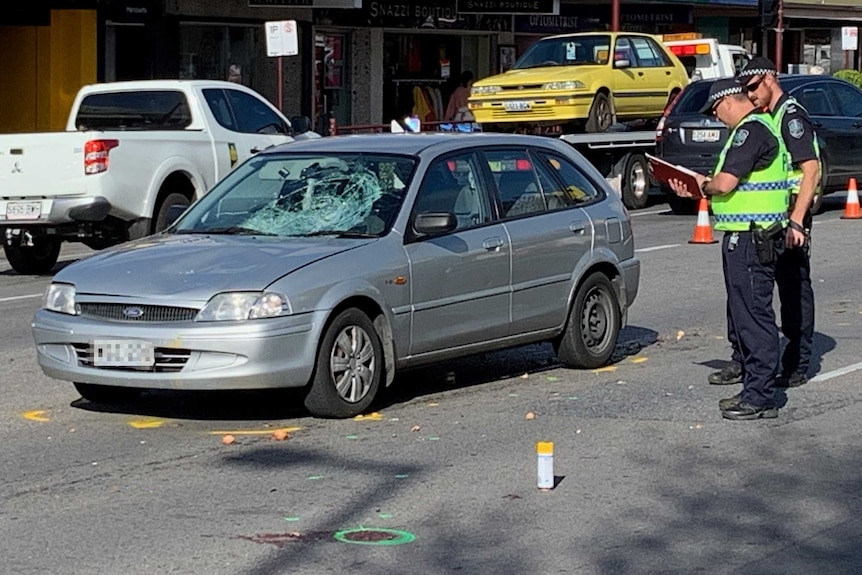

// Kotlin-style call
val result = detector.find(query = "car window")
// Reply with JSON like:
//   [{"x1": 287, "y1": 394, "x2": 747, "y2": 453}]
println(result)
[
  {"x1": 669, "y1": 81, "x2": 713, "y2": 116},
  {"x1": 536, "y1": 152, "x2": 602, "y2": 205},
  {"x1": 225, "y1": 89, "x2": 288, "y2": 135},
  {"x1": 614, "y1": 38, "x2": 637, "y2": 66},
  {"x1": 630, "y1": 37, "x2": 663, "y2": 68},
  {"x1": 648, "y1": 38, "x2": 673, "y2": 67},
  {"x1": 412, "y1": 153, "x2": 492, "y2": 231},
  {"x1": 75, "y1": 90, "x2": 192, "y2": 131},
  {"x1": 483, "y1": 150, "x2": 546, "y2": 217},
  {"x1": 513, "y1": 34, "x2": 611, "y2": 68},
  {"x1": 794, "y1": 87, "x2": 836, "y2": 117},
  {"x1": 732, "y1": 52, "x2": 751, "y2": 74},
  {"x1": 827, "y1": 83, "x2": 862, "y2": 117},
  {"x1": 202, "y1": 89, "x2": 237, "y2": 131}
]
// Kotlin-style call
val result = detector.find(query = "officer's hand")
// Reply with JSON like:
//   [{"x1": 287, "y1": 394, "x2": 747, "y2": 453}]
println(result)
[
  {"x1": 785, "y1": 226, "x2": 806, "y2": 249},
  {"x1": 668, "y1": 178, "x2": 694, "y2": 198}
]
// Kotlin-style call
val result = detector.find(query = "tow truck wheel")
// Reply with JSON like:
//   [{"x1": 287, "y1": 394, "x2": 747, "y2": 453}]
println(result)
[
  {"x1": 586, "y1": 93, "x2": 613, "y2": 133},
  {"x1": 3, "y1": 236, "x2": 61, "y2": 275},
  {"x1": 621, "y1": 153, "x2": 649, "y2": 210}
]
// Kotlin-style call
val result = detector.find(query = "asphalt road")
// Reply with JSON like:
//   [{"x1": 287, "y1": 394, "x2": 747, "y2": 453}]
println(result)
[{"x1": 2, "y1": 195, "x2": 862, "y2": 574}]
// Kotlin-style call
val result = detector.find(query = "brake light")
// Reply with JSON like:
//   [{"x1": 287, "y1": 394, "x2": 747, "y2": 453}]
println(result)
[
  {"x1": 84, "y1": 139, "x2": 120, "y2": 175},
  {"x1": 656, "y1": 91, "x2": 682, "y2": 143},
  {"x1": 515, "y1": 159, "x2": 532, "y2": 170},
  {"x1": 669, "y1": 43, "x2": 710, "y2": 56}
]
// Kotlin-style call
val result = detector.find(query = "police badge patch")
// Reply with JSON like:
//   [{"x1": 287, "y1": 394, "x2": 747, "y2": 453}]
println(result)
[
  {"x1": 789, "y1": 118, "x2": 804, "y2": 139},
  {"x1": 732, "y1": 129, "x2": 749, "y2": 147}
]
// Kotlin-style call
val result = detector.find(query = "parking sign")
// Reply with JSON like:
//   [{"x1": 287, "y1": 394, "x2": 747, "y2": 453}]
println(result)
[{"x1": 266, "y1": 20, "x2": 298, "y2": 57}]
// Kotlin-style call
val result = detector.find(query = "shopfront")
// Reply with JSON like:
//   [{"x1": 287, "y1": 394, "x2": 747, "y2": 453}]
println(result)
[{"x1": 779, "y1": 1, "x2": 862, "y2": 73}]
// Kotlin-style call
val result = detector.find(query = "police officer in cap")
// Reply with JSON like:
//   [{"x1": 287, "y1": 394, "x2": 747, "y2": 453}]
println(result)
[
  {"x1": 708, "y1": 57, "x2": 820, "y2": 389},
  {"x1": 668, "y1": 78, "x2": 790, "y2": 420}
]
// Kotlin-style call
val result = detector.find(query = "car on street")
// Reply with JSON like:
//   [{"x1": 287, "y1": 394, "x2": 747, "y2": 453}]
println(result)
[
  {"x1": 468, "y1": 32, "x2": 689, "y2": 133},
  {"x1": 32, "y1": 133, "x2": 640, "y2": 418},
  {"x1": 656, "y1": 74, "x2": 862, "y2": 214}
]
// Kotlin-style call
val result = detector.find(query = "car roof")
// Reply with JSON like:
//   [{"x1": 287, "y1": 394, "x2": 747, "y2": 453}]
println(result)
[
  {"x1": 544, "y1": 31, "x2": 657, "y2": 41},
  {"x1": 263, "y1": 132, "x2": 569, "y2": 156}
]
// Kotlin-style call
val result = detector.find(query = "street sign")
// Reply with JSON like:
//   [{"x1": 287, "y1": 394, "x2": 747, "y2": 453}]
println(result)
[
  {"x1": 842, "y1": 26, "x2": 858, "y2": 52},
  {"x1": 265, "y1": 20, "x2": 299, "y2": 57}
]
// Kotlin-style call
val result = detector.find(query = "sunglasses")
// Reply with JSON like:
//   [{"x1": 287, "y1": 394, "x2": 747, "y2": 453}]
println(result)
[{"x1": 743, "y1": 76, "x2": 765, "y2": 92}]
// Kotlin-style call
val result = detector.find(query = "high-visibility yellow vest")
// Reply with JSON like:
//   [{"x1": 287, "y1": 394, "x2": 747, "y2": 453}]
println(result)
[{"x1": 774, "y1": 96, "x2": 821, "y2": 197}]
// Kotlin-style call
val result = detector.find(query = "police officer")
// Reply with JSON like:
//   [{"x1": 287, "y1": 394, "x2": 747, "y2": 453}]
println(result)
[
  {"x1": 708, "y1": 57, "x2": 819, "y2": 389},
  {"x1": 668, "y1": 78, "x2": 790, "y2": 420}
]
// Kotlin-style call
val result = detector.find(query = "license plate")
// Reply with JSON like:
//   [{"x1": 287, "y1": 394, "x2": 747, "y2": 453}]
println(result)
[
  {"x1": 691, "y1": 129, "x2": 720, "y2": 143},
  {"x1": 93, "y1": 339, "x2": 155, "y2": 367},
  {"x1": 6, "y1": 201, "x2": 42, "y2": 220},
  {"x1": 504, "y1": 101, "x2": 531, "y2": 112}
]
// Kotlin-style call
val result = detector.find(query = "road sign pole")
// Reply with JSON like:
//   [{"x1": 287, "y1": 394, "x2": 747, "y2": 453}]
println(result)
[{"x1": 277, "y1": 55, "x2": 284, "y2": 113}]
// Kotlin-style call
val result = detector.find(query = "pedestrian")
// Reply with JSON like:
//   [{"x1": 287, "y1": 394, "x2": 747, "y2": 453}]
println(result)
[
  {"x1": 668, "y1": 78, "x2": 791, "y2": 420},
  {"x1": 708, "y1": 57, "x2": 820, "y2": 389},
  {"x1": 227, "y1": 64, "x2": 242, "y2": 84},
  {"x1": 444, "y1": 70, "x2": 474, "y2": 123}
]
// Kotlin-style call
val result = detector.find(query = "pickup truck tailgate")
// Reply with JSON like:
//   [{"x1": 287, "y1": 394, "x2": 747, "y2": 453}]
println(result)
[{"x1": 0, "y1": 133, "x2": 89, "y2": 199}]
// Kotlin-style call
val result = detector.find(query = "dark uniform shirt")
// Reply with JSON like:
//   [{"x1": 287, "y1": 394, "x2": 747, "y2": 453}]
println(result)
[
  {"x1": 720, "y1": 109, "x2": 779, "y2": 179},
  {"x1": 774, "y1": 93, "x2": 818, "y2": 167}
]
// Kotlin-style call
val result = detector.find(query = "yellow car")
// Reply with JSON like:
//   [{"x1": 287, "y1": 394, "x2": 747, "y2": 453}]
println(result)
[{"x1": 469, "y1": 32, "x2": 689, "y2": 133}]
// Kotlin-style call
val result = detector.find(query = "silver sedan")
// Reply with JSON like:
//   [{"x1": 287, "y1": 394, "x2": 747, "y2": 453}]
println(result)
[{"x1": 32, "y1": 133, "x2": 640, "y2": 418}]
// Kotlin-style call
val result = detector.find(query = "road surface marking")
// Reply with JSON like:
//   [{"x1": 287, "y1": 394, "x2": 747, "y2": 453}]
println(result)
[
  {"x1": 629, "y1": 209, "x2": 669, "y2": 217},
  {"x1": 128, "y1": 419, "x2": 166, "y2": 429},
  {"x1": 635, "y1": 244, "x2": 680, "y2": 253},
  {"x1": 22, "y1": 410, "x2": 50, "y2": 422},
  {"x1": 809, "y1": 361, "x2": 862, "y2": 383},
  {"x1": 208, "y1": 426, "x2": 301, "y2": 436},
  {"x1": 0, "y1": 294, "x2": 42, "y2": 303}
]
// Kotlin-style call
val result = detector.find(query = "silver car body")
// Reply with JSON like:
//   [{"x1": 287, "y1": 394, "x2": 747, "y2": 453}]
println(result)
[{"x1": 33, "y1": 133, "x2": 639, "y2": 409}]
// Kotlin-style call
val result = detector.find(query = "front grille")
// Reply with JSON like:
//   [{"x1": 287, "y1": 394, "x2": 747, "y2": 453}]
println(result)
[
  {"x1": 501, "y1": 84, "x2": 543, "y2": 91},
  {"x1": 78, "y1": 303, "x2": 198, "y2": 323},
  {"x1": 72, "y1": 343, "x2": 190, "y2": 373}
]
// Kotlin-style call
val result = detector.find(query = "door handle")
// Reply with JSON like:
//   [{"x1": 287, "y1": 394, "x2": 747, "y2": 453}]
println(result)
[
  {"x1": 251, "y1": 147, "x2": 262, "y2": 154},
  {"x1": 482, "y1": 237, "x2": 504, "y2": 250},
  {"x1": 637, "y1": 72, "x2": 644, "y2": 77},
  {"x1": 569, "y1": 223, "x2": 586, "y2": 234},
  {"x1": 812, "y1": 121, "x2": 823, "y2": 128},
  {"x1": 665, "y1": 71, "x2": 671, "y2": 75}
]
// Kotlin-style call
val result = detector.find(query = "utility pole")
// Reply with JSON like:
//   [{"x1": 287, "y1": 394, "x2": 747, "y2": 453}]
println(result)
[
  {"x1": 774, "y1": 0, "x2": 784, "y2": 72},
  {"x1": 611, "y1": 0, "x2": 620, "y2": 31}
]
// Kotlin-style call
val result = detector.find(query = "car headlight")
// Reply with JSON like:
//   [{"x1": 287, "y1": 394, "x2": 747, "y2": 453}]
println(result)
[
  {"x1": 471, "y1": 85, "x2": 502, "y2": 95},
  {"x1": 196, "y1": 292, "x2": 291, "y2": 322},
  {"x1": 541, "y1": 81, "x2": 586, "y2": 91},
  {"x1": 44, "y1": 283, "x2": 78, "y2": 315}
]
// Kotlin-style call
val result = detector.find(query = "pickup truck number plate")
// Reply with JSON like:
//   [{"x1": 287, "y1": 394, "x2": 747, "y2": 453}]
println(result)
[
  {"x1": 6, "y1": 201, "x2": 42, "y2": 220},
  {"x1": 504, "y1": 101, "x2": 531, "y2": 112},
  {"x1": 93, "y1": 339, "x2": 155, "y2": 367},
  {"x1": 692, "y1": 129, "x2": 720, "y2": 143}
]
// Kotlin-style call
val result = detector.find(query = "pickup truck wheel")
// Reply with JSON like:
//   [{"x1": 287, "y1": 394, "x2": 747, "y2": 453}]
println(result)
[
  {"x1": 3, "y1": 237, "x2": 61, "y2": 275},
  {"x1": 304, "y1": 308, "x2": 383, "y2": 418},
  {"x1": 74, "y1": 383, "x2": 141, "y2": 404},
  {"x1": 555, "y1": 272, "x2": 621, "y2": 369},
  {"x1": 154, "y1": 193, "x2": 191, "y2": 232},
  {"x1": 621, "y1": 153, "x2": 649, "y2": 210},
  {"x1": 586, "y1": 93, "x2": 612, "y2": 133}
]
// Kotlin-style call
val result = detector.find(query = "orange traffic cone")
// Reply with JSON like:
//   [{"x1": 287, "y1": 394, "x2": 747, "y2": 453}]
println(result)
[
  {"x1": 689, "y1": 197, "x2": 718, "y2": 244},
  {"x1": 841, "y1": 178, "x2": 861, "y2": 219}
]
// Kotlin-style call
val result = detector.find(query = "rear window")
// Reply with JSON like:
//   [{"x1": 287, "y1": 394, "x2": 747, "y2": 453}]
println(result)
[
  {"x1": 75, "y1": 91, "x2": 192, "y2": 131},
  {"x1": 669, "y1": 82, "x2": 713, "y2": 116}
]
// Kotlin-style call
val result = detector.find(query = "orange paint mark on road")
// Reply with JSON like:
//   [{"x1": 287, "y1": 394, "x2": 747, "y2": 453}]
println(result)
[{"x1": 208, "y1": 427, "x2": 301, "y2": 436}]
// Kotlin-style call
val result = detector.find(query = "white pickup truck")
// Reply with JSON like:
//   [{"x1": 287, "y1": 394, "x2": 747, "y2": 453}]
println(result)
[
  {"x1": 663, "y1": 38, "x2": 752, "y2": 80},
  {"x1": 0, "y1": 80, "x2": 298, "y2": 274}
]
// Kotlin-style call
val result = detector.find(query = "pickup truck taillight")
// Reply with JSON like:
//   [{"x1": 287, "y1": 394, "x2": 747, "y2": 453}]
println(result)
[{"x1": 84, "y1": 139, "x2": 120, "y2": 175}]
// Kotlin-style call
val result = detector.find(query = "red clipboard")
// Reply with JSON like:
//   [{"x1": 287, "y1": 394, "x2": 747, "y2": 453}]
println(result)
[{"x1": 646, "y1": 153, "x2": 706, "y2": 200}]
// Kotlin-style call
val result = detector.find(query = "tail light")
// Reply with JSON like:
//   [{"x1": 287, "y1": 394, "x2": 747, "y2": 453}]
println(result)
[
  {"x1": 656, "y1": 91, "x2": 682, "y2": 144},
  {"x1": 84, "y1": 139, "x2": 120, "y2": 175}
]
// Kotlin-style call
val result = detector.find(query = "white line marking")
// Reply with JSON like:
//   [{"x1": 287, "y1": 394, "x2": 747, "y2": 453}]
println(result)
[
  {"x1": 629, "y1": 209, "x2": 669, "y2": 217},
  {"x1": 809, "y1": 361, "x2": 862, "y2": 383},
  {"x1": 0, "y1": 293, "x2": 42, "y2": 303},
  {"x1": 635, "y1": 244, "x2": 680, "y2": 253}
]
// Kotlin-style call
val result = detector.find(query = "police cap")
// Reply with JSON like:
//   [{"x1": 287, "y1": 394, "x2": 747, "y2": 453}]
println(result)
[{"x1": 698, "y1": 78, "x2": 745, "y2": 114}]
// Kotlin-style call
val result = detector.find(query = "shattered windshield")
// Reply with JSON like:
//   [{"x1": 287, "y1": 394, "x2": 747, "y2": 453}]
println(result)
[
  {"x1": 173, "y1": 153, "x2": 417, "y2": 237},
  {"x1": 513, "y1": 35, "x2": 611, "y2": 69}
]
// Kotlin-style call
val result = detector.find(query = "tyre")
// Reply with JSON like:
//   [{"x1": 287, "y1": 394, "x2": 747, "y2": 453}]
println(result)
[
  {"x1": 304, "y1": 308, "x2": 384, "y2": 418},
  {"x1": 621, "y1": 153, "x2": 649, "y2": 210},
  {"x1": 153, "y1": 192, "x2": 191, "y2": 233},
  {"x1": 666, "y1": 191, "x2": 699, "y2": 215},
  {"x1": 3, "y1": 236, "x2": 61, "y2": 275},
  {"x1": 585, "y1": 93, "x2": 613, "y2": 133},
  {"x1": 555, "y1": 273, "x2": 621, "y2": 369},
  {"x1": 74, "y1": 383, "x2": 141, "y2": 404}
]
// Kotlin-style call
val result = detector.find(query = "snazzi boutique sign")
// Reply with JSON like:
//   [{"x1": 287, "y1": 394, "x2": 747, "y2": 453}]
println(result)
[{"x1": 457, "y1": 0, "x2": 559, "y2": 15}]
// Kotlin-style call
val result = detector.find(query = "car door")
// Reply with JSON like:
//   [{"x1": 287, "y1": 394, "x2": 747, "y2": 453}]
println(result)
[
  {"x1": 610, "y1": 37, "x2": 647, "y2": 116},
  {"x1": 792, "y1": 82, "x2": 854, "y2": 188},
  {"x1": 630, "y1": 36, "x2": 676, "y2": 115},
  {"x1": 405, "y1": 151, "x2": 510, "y2": 356},
  {"x1": 822, "y1": 81, "x2": 862, "y2": 186},
  {"x1": 483, "y1": 147, "x2": 593, "y2": 334}
]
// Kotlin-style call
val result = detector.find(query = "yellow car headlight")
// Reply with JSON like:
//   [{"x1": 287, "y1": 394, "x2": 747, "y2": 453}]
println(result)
[{"x1": 541, "y1": 81, "x2": 586, "y2": 91}]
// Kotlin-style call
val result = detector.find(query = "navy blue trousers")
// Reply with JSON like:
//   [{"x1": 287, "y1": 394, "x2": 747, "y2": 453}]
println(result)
[{"x1": 721, "y1": 231, "x2": 781, "y2": 408}]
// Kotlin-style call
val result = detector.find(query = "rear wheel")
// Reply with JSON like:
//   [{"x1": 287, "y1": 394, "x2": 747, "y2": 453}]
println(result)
[
  {"x1": 304, "y1": 308, "x2": 384, "y2": 418},
  {"x1": 586, "y1": 93, "x2": 613, "y2": 133},
  {"x1": 153, "y1": 192, "x2": 191, "y2": 233},
  {"x1": 74, "y1": 383, "x2": 142, "y2": 404},
  {"x1": 621, "y1": 153, "x2": 649, "y2": 210},
  {"x1": 555, "y1": 272, "x2": 621, "y2": 369},
  {"x1": 3, "y1": 236, "x2": 61, "y2": 275}
]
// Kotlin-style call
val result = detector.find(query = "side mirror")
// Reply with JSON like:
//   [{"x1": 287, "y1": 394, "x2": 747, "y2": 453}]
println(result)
[
  {"x1": 614, "y1": 59, "x2": 632, "y2": 69},
  {"x1": 413, "y1": 213, "x2": 457, "y2": 236},
  {"x1": 290, "y1": 115, "x2": 312, "y2": 135}
]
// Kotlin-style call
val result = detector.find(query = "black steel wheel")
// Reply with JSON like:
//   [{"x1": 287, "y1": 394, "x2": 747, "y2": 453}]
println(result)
[
  {"x1": 555, "y1": 273, "x2": 621, "y2": 369},
  {"x1": 3, "y1": 236, "x2": 61, "y2": 275}
]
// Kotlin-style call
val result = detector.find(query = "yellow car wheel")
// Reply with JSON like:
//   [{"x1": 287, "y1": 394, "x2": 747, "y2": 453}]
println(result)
[{"x1": 586, "y1": 93, "x2": 613, "y2": 133}]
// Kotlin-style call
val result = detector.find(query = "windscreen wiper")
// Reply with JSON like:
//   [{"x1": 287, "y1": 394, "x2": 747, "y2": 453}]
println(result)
[
  {"x1": 300, "y1": 230, "x2": 379, "y2": 238},
  {"x1": 192, "y1": 226, "x2": 276, "y2": 236}
]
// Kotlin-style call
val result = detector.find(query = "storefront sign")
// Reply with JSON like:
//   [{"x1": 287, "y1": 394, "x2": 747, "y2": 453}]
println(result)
[
  {"x1": 457, "y1": 0, "x2": 559, "y2": 15},
  {"x1": 515, "y1": 3, "x2": 690, "y2": 34},
  {"x1": 251, "y1": 0, "x2": 362, "y2": 7}
]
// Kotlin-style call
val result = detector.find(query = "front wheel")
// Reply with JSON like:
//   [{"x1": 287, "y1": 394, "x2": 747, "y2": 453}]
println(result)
[
  {"x1": 555, "y1": 273, "x2": 621, "y2": 369},
  {"x1": 304, "y1": 308, "x2": 384, "y2": 418},
  {"x1": 153, "y1": 193, "x2": 191, "y2": 233},
  {"x1": 3, "y1": 236, "x2": 61, "y2": 275},
  {"x1": 586, "y1": 93, "x2": 613, "y2": 133},
  {"x1": 74, "y1": 383, "x2": 142, "y2": 404}
]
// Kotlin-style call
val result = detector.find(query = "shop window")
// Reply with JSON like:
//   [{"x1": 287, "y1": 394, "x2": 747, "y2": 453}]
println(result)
[{"x1": 179, "y1": 24, "x2": 255, "y2": 86}]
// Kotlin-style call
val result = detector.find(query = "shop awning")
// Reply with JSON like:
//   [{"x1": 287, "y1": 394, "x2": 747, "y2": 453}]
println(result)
[{"x1": 784, "y1": 0, "x2": 862, "y2": 22}]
